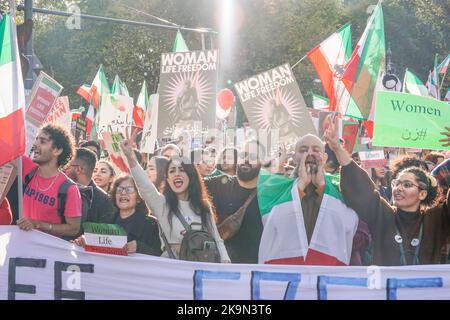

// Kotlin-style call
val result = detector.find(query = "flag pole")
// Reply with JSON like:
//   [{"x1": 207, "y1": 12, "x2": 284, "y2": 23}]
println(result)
[
  {"x1": 9, "y1": 0, "x2": 24, "y2": 220},
  {"x1": 439, "y1": 67, "x2": 448, "y2": 93},
  {"x1": 435, "y1": 54, "x2": 441, "y2": 100},
  {"x1": 402, "y1": 68, "x2": 407, "y2": 93},
  {"x1": 291, "y1": 54, "x2": 307, "y2": 70},
  {"x1": 17, "y1": 157, "x2": 23, "y2": 220}
]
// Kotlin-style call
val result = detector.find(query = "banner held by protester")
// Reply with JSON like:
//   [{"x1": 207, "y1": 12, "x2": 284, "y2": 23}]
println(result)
[
  {"x1": 234, "y1": 63, "x2": 317, "y2": 148},
  {"x1": 158, "y1": 49, "x2": 218, "y2": 139},
  {"x1": 1, "y1": 226, "x2": 450, "y2": 300},
  {"x1": 24, "y1": 72, "x2": 63, "y2": 155},
  {"x1": 373, "y1": 91, "x2": 450, "y2": 150}
]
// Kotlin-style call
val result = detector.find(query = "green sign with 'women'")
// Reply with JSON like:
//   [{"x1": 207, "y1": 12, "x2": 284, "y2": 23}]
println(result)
[{"x1": 373, "y1": 91, "x2": 450, "y2": 150}]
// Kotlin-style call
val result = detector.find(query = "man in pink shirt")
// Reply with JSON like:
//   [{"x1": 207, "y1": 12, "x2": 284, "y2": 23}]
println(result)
[{"x1": 17, "y1": 124, "x2": 82, "y2": 238}]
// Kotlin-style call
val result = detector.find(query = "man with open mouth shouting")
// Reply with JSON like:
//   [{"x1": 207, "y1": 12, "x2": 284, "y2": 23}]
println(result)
[{"x1": 258, "y1": 132, "x2": 360, "y2": 266}]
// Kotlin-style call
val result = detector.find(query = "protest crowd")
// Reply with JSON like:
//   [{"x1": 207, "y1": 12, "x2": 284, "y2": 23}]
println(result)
[{"x1": 0, "y1": 2, "x2": 450, "y2": 275}]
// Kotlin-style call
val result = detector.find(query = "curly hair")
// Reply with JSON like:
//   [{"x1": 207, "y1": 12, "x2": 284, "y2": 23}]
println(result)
[
  {"x1": 424, "y1": 152, "x2": 445, "y2": 165},
  {"x1": 390, "y1": 154, "x2": 428, "y2": 179},
  {"x1": 41, "y1": 123, "x2": 75, "y2": 167},
  {"x1": 399, "y1": 167, "x2": 442, "y2": 208}
]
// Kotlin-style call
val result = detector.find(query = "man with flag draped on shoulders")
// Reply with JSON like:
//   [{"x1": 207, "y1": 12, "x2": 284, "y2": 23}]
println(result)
[{"x1": 258, "y1": 133, "x2": 364, "y2": 265}]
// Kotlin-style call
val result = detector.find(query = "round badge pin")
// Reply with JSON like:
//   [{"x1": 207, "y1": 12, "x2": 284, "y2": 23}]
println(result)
[
  {"x1": 394, "y1": 234, "x2": 403, "y2": 243},
  {"x1": 411, "y1": 238, "x2": 420, "y2": 247}
]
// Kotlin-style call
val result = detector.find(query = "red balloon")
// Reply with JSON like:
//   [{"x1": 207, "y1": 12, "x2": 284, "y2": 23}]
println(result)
[{"x1": 217, "y1": 88, "x2": 235, "y2": 111}]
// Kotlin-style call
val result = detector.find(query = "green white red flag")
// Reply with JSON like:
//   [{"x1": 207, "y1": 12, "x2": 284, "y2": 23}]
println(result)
[
  {"x1": 133, "y1": 81, "x2": 148, "y2": 129},
  {"x1": 342, "y1": 3, "x2": 386, "y2": 120},
  {"x1": 426, "y1": 55, "x2": 441, "y2": 100},
  {"x1": 307, "y1": 23, "x2": 352, "y2": 114},
  {"x1": 0, "y1": 14, "x2": 25, "y2": 166},
  {"x1": 111, "y1": 75, "x2": 130, "y2": 97},
  {"x1": 77, "y1": 65, "x2": 110, "y2": 109},
  {"x1": 172, "y1": 30, "x2": 189, "y2": 52},
  {"x1": 312, "y1": 94, "x2": 329, "y2": 110},
  {"x1": 403, "y1": 69, "x2": 429, "y2": 96}
]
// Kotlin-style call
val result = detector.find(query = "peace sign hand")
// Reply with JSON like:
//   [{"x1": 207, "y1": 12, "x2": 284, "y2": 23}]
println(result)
[
  {"x1": 324, "y1": 113, "x2": 341, "y2": 152},
  {"x1": 120, "y1": 127, "x2": 141, "y2": 167}
]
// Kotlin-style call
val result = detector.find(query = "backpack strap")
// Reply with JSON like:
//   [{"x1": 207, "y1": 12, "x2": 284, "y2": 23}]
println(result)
[
  {"x1": 158, "y1": 224, "x2": 176, "y2": 259},
  {"x1": 57, "y1": 178, "x2": 77, "y2": 224},
  {"x1": 173, "y1": 209, "x2": 192, "y2": 232},
  {"x1": 236, "y1": 190, "x2": 257, "y2": 215},
  {"x1": 23, "y1": 167, "x2": 38, "y2": 193}
]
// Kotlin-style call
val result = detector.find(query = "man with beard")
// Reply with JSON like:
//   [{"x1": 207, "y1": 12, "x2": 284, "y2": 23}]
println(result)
[
  {"x1": 258, "y1": 134, "x2": 360, "y2": 265},
  {"x1": 204, "y1": 140, "x2": 264, "y2": 263},
  {"x1": 64, "y1": 148, "x2": 115, "y2": 225},
  {"x1": 16, "y1": 124, "x2": 82, "y2": 238}
]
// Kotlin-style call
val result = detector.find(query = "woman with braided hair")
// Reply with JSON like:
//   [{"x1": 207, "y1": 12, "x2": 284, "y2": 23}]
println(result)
[{"x1": 325, "y1": 114, "x2": 450, "y2": 266}]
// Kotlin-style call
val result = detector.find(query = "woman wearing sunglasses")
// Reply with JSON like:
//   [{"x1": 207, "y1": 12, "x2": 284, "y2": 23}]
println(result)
[
  {"x1": 325, "y1": 116, "x2": 449, "y2": 266},
  {"x1": 120, "y1": 131, "x2": 230, "y2": 262}
]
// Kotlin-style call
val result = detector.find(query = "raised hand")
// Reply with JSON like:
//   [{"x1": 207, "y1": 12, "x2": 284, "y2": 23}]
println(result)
[
  {"x1": 120, "y1": 127, "x2": 139, "y2": 158},
  {"x1": 440, "y1": 127, "x2": 450, "y2": 147},
  {"x1": 297, "y1": 153, "x2": 312, "y2": 191},
  {"x1": 311, "y1": 156, "x2": 325, "y2": 188},
  {"x1": 324, "y1": 113, "x2": 341, "y2": 152}
]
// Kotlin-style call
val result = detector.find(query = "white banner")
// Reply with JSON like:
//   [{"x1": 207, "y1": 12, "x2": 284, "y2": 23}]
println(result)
[
  {"x1": 140, "y1": 94, "x2": 159, "y2": 154},
  {"x1": 97, "y1": 94, "x2": 134, "y2": 138},
  {"x1": 1, "y1": 226, "x2": 450, "y2": 300}
]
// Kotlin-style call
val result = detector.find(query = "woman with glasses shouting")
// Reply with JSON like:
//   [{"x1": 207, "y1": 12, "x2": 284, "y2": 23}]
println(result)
[
  {"x1": 73, "y1": 174, "x2": 162, "y2": 256},
  {"x1": 325, "y1": 115, "x2": 449, "y2": 266}
]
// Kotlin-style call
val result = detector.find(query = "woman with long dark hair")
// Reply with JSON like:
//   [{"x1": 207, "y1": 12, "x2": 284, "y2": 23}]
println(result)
[{"x1": 120, "y1": 133, "x2": 230, "y2": 262}]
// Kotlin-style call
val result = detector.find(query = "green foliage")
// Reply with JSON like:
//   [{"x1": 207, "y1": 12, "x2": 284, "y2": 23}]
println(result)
[{"x1": 29, "y1": 0, "x2": 449, "y2": 119}]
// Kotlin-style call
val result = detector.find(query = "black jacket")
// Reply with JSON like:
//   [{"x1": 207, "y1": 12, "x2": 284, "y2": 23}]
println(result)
[
  {"x1": 115, "y1": 211, "x2": 162, "y2": 256},
  {"x1": 88, "y1": 181, "x2": 115, "y2": 224}
]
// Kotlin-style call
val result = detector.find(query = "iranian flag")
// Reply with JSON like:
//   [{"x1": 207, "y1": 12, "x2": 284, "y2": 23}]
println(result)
[
  {"x1": 342, "y1": 3, "x2": 385, "y2": 120},
  {"x1": 258, "y1": 170, "x2": 358, "y2": 265},
  {"x1": 312, "y1": 94, "x2": 329, "y2": 110},
  {"x1": 426, "y1": 55, "x2": 441, "y2": 100},
  {"x1": 307, "y1": 23, "x2": 352, "y2": 114},
  {"x1": 0, "y1": 14, "x2": 25, "y2": 166},
  {"x1": 133, "y1": 81, "x2": 148, "y2": 129},
  {"x1": 403, "y1": 69, "x2": 429, "y2": 96},
  {"x1": 77, "y1": 65, "x2": 110, "y2": 110},
  {"x1": 444, "y1": 89, "x2": 450, "y2": 102},
  {"x1": 83, "y1": 223, "x2": 128, "y2": 256},
  {"x1": 111, "y1": 75, "x2": 130, "y2": 96},
  {"x1": 71, "y1": 106, "x2": 85, "y2": 120},
  {"x1": 76, "y1": 84, "x2": 91, "y2": 103},
  {"x1": 172, "y1": 30, "x2": 189, "y2": 52},
  {"x1": 85, "y1": 103, "x2": 95, "y2": 137},
  {"x1": 438, "y1": 54, "x2": 450, "y2": 75}
]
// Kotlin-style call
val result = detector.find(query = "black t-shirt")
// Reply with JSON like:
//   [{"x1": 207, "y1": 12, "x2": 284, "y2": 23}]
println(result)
[
  {"x1": 204, "y1": 175, "x2": 263, "y2": 264},
  {"x1": 115, "y1": 211, "x2": 162, "y2": 256}
]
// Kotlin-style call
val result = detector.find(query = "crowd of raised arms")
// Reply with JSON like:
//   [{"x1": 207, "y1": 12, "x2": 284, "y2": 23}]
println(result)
[{"x1": 1, "y1": 120, "x2": 449, "y2": 267}]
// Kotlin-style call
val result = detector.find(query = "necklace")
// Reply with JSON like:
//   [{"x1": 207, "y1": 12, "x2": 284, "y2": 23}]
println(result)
[
  {"x1": 35, "y1": 170, "x2": 60, "y2": 192},
  {"x1": 394, "y1": 215, "x2": 424, "y2": 266}
]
